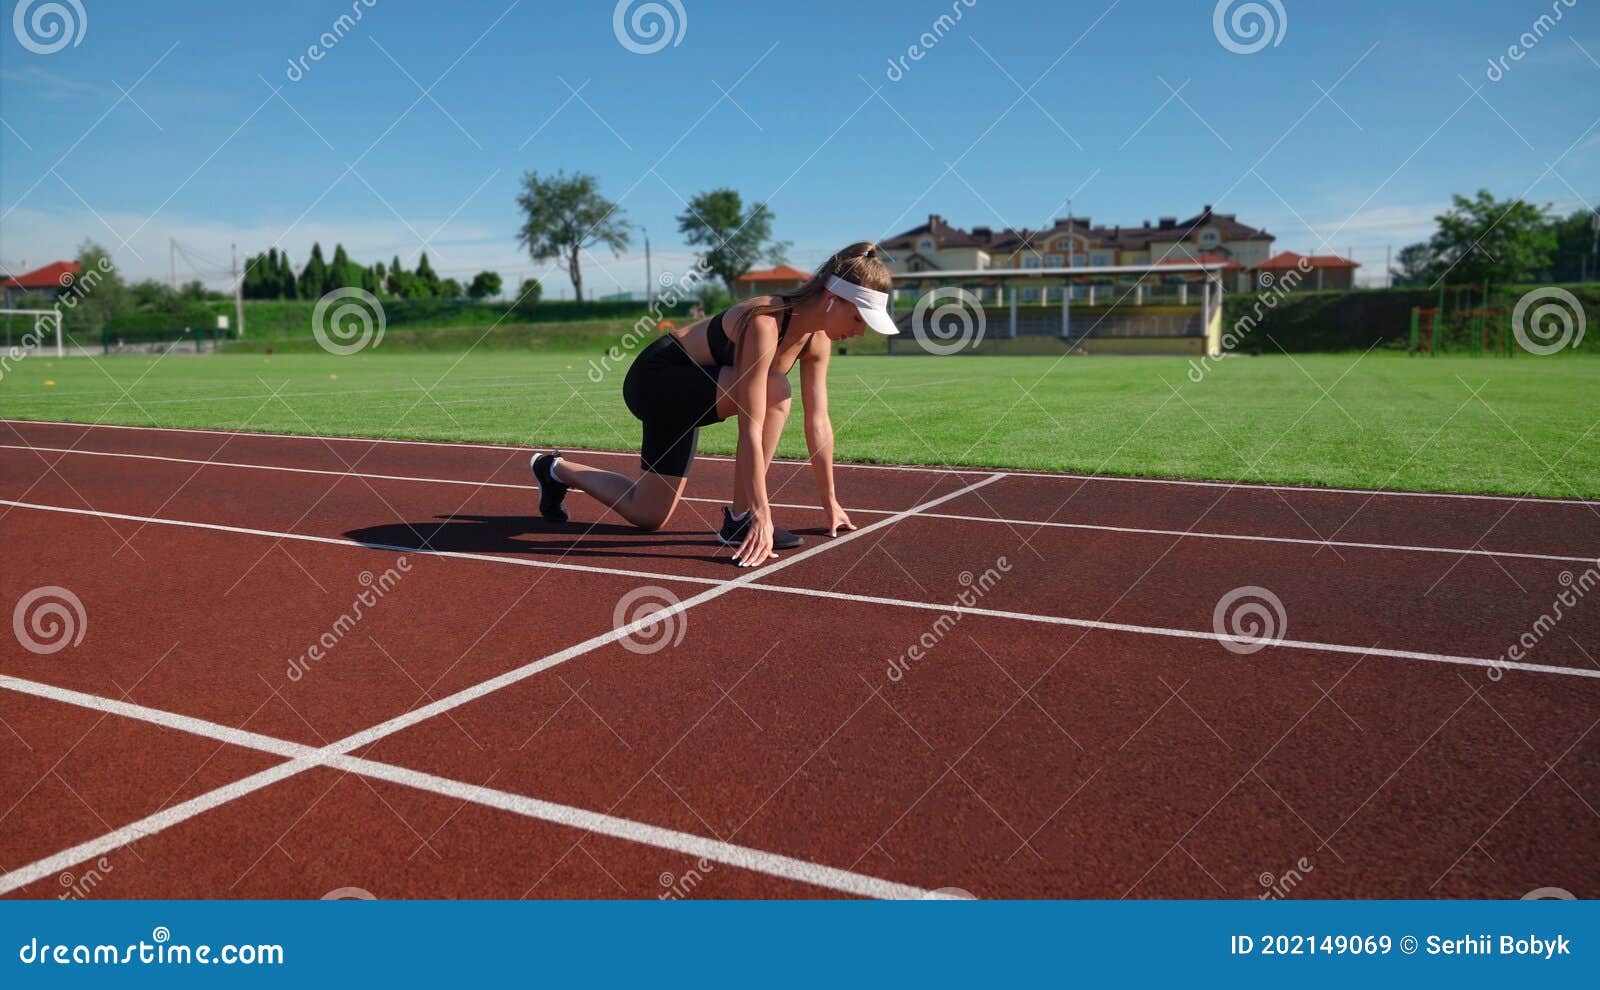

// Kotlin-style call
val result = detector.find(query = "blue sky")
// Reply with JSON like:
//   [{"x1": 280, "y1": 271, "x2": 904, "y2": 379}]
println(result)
[{"x1": 1, "y1": 0, "x2": 1595, "y2": 293}]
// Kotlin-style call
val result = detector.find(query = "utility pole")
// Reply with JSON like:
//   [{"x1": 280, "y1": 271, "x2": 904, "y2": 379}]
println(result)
[
  {"x1": 170, "y1": 239, "x2": 177, "y2": 290},
  {"x1": 232, "y1": 243, "x2": 245, "y2": 339},
  {"x1": 644, "y1": 228, "x2": 653, "y2": 308}
]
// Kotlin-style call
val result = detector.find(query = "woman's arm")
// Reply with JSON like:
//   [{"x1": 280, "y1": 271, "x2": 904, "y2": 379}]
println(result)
[
  {"x1": 731, "y1": 313, "x2": 779, "y2": 566},
  {"x1": 800, "y1": 333, "x2": 855, "y2": 538}
]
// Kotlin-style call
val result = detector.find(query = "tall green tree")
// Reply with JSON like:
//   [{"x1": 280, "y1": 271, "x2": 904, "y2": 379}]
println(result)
[
  {"x1": 278, "y1": 251, "x2": 297, "y2": 299},
  {"x1": 415, "y1": 252, "x2": 441, "y2": 296},
  {"x1": 1428, "y1": 189, "x2": 1555, "y2": 286},
  {"x1": 468, "y1": 270, "x2": 502, "y2": 300},
  {"x1": 1546, "y1": 207, "x2": 1599, "y2": 282},
  {"x1": 676, "y1": 188, "x2": 788, "y2": 293},
  {"x1": 515, "y1": 170, "x2": 630, "y2": 303},
  {"x1": 60, "y1": 241, "x2": 128, "y2": 338},
  {"x1": 1390, "y1": 242, "x2": 1440, "y2": 287},
  {"x1": 300, "y1": 243, "x2": 328, "y2": 299},
  {"x1": 515, "y1": 277, "x2": 542, "y2": 306}
]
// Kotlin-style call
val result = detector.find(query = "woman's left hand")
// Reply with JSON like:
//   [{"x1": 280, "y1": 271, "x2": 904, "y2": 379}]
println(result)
[{"x1": 825, "y1": 500, "x2": 856, "y2": 538}]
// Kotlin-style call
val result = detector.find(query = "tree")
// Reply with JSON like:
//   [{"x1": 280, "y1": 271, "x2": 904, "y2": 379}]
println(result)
[
  {"x1": 277, "y1": 251, "x2": 297, "y2": 299},
  {"x1": 414, "y1": 252, "x2": 441, "y2": 297},
  {"x1": 515, "y1": 170, "x2": 629, "y2": 302},
  {"x1": 439, "y1": 278, "x2": 464, "y2": 299},
  {"x1": 515, "y1": 277, "x2": 542, "y2": 306},
  {"x1": 1546, "y1": 208, "x2": 1598, "y2": 282},
  {"x1": 60, "y1": 241, "x2": 128, "y2": 338},
  {"x1": 1428, "y1": 190, "x2": 1555, "y2": 286},
  {"x1": 300, "y1": 242, "x2": 328, "y2": 299},
  {"x1": 468, "y1": 270, "x2": 502, "y2": 300},
  {"x1": 676, "y1": 187, "x2": 788, "y2": 293},
  {"x1": 1390, "y1": 242, "x2": 1440, "y2": 287}
]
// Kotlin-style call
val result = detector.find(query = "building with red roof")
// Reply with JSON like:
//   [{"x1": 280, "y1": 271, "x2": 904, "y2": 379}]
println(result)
[
  {"x1": 1254, "y1": 251, "x2": 1360, "y2": 291},
  {"x1": 2, "y1": 260, "x2": 83, "y2": 307},
  {"x1": 733, "y1": 264, "x2": 811, "y2": 299}
]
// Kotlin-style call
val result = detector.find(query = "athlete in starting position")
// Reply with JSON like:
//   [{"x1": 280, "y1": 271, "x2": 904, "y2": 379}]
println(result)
[{"x1": 530, "y1": 242, "x2": 900, "y2": 567}]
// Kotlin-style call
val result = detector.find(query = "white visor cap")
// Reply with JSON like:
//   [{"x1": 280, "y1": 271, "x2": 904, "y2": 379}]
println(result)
[{"x1": 826, "y1": 275, "x2": 900, "y2": 336}]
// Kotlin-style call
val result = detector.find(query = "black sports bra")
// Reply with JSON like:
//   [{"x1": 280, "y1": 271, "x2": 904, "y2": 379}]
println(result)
[{"x1": 706, "y1": 299, "x2": 794, "y2": 367}]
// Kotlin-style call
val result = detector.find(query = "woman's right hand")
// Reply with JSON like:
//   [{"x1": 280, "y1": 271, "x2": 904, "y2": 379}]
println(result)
[{"x1": 735, "y1": 507, "x2": 779, "y2": 568}]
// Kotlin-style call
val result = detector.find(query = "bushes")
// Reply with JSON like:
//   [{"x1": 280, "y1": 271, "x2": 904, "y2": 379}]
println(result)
[{"x1": 1220, "y1": 282, "x2": 1599, "y2": 354}]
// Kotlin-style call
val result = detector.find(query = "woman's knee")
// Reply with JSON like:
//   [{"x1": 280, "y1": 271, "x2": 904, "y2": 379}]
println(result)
[{"x1": 766, "y1": 371, "x2": 792, "y2": 412}]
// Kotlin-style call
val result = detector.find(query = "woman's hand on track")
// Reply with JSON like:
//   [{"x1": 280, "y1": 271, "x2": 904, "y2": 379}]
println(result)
[
  {"x1": 826, "y1": 501, "x2": 856, "y2": 538},
  {"x1": 735, "y1": 509, "x2": 778, "y2": 567}
]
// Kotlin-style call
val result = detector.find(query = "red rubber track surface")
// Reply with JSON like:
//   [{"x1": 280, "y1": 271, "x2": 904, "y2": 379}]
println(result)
[{"x1": 1, "y1": 419, "x2": 1596, "y2": 900}]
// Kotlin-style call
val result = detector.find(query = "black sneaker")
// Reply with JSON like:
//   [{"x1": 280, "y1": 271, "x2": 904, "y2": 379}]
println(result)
[
  {"x1": 715, "y1": 507, "x2": 804, "y2": 550},
  {"x1": 530, "y1": 452, "x2": 569, "y2": 523}
]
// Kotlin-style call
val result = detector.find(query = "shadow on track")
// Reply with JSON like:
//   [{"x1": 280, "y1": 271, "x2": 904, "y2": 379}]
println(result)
[{"x1": 343, "y1": 514, "x2": 735, "y2": 564}]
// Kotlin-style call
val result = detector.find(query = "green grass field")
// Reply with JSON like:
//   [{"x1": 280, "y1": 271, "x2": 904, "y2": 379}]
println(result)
[{"x1": 2, "y1": 349, "x2": 1596, "y2": 498}]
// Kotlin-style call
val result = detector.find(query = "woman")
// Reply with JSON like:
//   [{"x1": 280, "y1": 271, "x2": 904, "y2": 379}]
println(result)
[{"x1": 530, "y1": 242, "x2": 901, "y2": 567}]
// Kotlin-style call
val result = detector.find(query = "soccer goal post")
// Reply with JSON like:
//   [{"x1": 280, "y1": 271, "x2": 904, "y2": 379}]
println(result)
[
  {"x1": 886, "y1": 261, "x2": 1229, "y2": 357},
  {"x1": 0, "y1": 308, "x2": 64, "y2": 358}
]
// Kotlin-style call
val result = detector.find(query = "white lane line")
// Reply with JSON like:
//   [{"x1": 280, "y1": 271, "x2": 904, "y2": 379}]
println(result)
[
  {"x1": 0, "y1": 498, "x2": 727, "y2": 589},
  {"x1": 6, "y1": 418, "x2": 1596, "y2": 506},
  {"x1": 0, "y1": 443, "x2": 902, "y2": 517},
  {"x1": 0, "y1": 474, "x2": 1005, "y2": 898},
  {"x1": 5, "y1": 496, "x2": 1597, "y2": 680},
  {"x1": 0, "y1": 676, "x2": 931, "y2": 899},
  {"x1": 4, "y1": 443, "x2": 1593, "y2": 564},
  {"x1": 744, "y1": 586, "x2": 1600, "y2": 681}
]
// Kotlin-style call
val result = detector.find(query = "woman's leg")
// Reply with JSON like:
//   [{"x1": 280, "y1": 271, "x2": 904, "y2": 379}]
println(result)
[{"x1": 552, "y1": 458, "x2": 687, "y2": 531}]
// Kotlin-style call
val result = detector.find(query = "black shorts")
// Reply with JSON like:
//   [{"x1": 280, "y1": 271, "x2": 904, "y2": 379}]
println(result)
[{"x1": 622, "y1": 334, "x2": 726, "y2": 477}]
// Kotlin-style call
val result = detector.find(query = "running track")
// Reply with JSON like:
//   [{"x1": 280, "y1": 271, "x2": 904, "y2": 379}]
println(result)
[{"x1": 1, "y1": 417, "x2": 1597, "y2": 900}]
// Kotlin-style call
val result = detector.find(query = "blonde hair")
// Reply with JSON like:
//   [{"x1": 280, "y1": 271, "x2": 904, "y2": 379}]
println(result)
[{"x1": 735, "y1": 241, "x2": 892, "y2": 339}]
